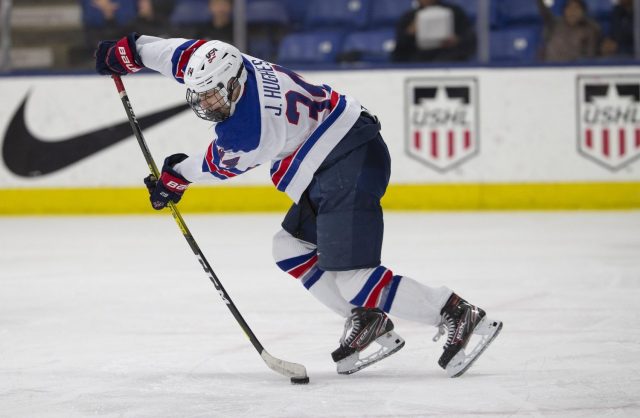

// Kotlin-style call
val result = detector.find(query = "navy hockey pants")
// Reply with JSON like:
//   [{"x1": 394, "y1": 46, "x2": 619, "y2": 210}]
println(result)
[{"x1": 281, "y1": 112, "x2": 391, "y2": 271}]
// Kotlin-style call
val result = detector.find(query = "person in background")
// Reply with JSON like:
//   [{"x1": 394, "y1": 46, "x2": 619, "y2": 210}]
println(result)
[
  {"x1": 392, "y1": 0, "x2": 476, "y2": 63},
  {"x1": 190, "y1": 0, "x2": 234, "y2": 43},
  {"x1": 537, "y1": 0, "x2": 600, "y2": 62},
  {"x1": 86, "y1": 0, "x2": 175, "y2": 44},
  {"x1": 600, "y1": 0, "x2": 634, "y2": 59},
  {"x1": 134, "y1": 0, "x2": 176, "y2": 38},
  {"x1": 90, "y1": 0, "x2": 120, "y2": 22},
  {"x1": 87, "y1": 0, "x2": 125, "y2": 40}
]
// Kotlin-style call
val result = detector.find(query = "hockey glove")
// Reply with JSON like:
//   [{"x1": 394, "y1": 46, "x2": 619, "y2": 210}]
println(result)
[
  {"x1": 95, "y1": 32, "x2": 144, "y2": 76},
  {"x1": 144, "y1": 154, "x2": 191, "y2": 210}
]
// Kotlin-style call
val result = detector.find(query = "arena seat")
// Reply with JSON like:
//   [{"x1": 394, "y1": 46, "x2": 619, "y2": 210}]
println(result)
[
  {"x1": 490, "y1": 25, "x2": 541, "y2": 62},
  {"x1": 247, "y1": 1, "x2": 290, "y2": 62},
  {"x1": 81, "y1": 0, "x2": 137, "y2": 27},
  {"x1": 304, "y1": 0, "x2": 371, "y2": 30},
  {"x1": 340, "y1": 28, "x2": 396, "y2": 62},
  {"x1": 248, "y1": 37, "x2": 278, "y2": 61},
  {"x1": 369, "y1": 0, "x2": 414, "y2": 27},
  {"x1": 170, "y1": 0, "x2": 211, "y2": 26},
  {"x1": 247, "y1": 0, "x2": 289, "y2": 25},
  {"x1": 278, "y1": 30, "x2": 345, "y2": 64},
  {"x1": 582, "y1": 0, "x2": 615, "y2": 20},
  {"x1": 446, "y1": 0, "x2": 479, "y2": 22},
  {"x1": 495, "y1": 0, "x2": 542, "y2": 27},
  {"x1": 282, "y1": 0, "x2": 307, "y2": 26},
  {"x1": 406, "y1": 0, "x2": 500, "y2": 27}
]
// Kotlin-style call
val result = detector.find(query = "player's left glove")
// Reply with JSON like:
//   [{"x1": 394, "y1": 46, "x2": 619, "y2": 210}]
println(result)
[
  {"x1": 144, "y1": 154, "x2": 191, "y2": 210},
  {"x1": 95, "y1": 32, "x2": 144, "y2": 76}
]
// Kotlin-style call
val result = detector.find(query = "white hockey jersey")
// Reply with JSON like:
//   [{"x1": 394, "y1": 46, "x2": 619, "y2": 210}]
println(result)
[{"x1": 136, "y1": 36, "x2": 362, "y2": 203}]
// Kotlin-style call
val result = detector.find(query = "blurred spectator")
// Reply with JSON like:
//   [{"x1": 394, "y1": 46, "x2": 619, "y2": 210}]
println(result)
[
  {"x1": 537, "y1": 0, "x2": 600, "y2": 62},
  {"x1": 191, "y1": 0, "x2": 234, "y2": 43},
  {"x1": 87, "y1": 0, "x2": 125, "y2": 39},
  {"x1": 392, "y1": 0, "x2": 476, "y2": 63},
  {"x1": 600, "y1": 0, "x2": 634, "y2": 58},
  {"x1": 85, "y1": 0, "x2": 175, "y2": 45},
  {"x1": 134, "y1": 0, "x2": 176, "y2": 37},
  {"x1": 91, "y1": 0, "x2": 120, "y2": 22}
]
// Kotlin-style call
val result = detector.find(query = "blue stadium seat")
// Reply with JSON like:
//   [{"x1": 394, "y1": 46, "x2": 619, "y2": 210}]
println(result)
[
  {"x1": 170, "y1": 0, "x2": 211, "y2": 26},
  {"x1": 304, "y1": 0, "x2": 371, "y2": 29},
  {"x1": 370, "y1": 0, "x2": 414, "y2": 27},
  {"x1": 549, "y1": 0, "x2": 567, "y2": 14},
  {"x1": 446, "y1": 0, "x2": 479, "y2": 22},
  {"x1": 248, "y1": 37, "x2": 277, "y2": 60},
  {"x1": 490, "y1": 25, "x2": 541, "y2": 62},
  {"x1": 495, "y1": 0, "x2": 542, "y2": 26},
  {"x1": 283, "y1": 0, "x2": 307, "y2": 25},
  {"x1": 597, "y1": 18, "x2": 610, "y2": 37},
  {"x1": 583, "y1": 0, "x2": 615, "y2": 20},
  {"x1": 340, "y1": 28, "x2": 396, "y2": 62},
  {"x1": 81, "y1": 0, "x2": 137, "y2": 27},
  {"x1": 247, "y1": 0, "x2": 289, "y2": 25},
  {"x1": 550, "y1": 0, "x2": 613, "y2": 19},
  {"x1": 278, "y1": 31, "x2": 345, "y2": 64}
]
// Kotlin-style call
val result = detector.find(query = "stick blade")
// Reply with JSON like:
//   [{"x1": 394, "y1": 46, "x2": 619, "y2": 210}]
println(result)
[{"x1": 260, "y1": 350, "x2": 308, "y2": 380}]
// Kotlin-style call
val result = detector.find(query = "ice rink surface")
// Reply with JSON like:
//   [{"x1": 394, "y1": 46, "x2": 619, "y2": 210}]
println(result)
[{"x1": 1, "y1": 211, "x2": 640, "y2": 418}]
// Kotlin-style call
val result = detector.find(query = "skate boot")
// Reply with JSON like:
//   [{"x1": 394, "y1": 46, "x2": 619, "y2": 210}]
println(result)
[
  {"x1": 331, "y1": 307, "x2": 405, "y2": 375},
  {"x1": 433, "y1": 293, "x2": 503, "y2": 378}
]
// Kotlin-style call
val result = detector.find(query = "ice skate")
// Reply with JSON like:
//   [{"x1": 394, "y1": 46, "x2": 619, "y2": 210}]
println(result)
[
  {"x1": 331, "y1": 307, "x2": 405, "y2": 375},
  {"x1": 433, "y1": 293, "x2": 502, "y2": 378}
]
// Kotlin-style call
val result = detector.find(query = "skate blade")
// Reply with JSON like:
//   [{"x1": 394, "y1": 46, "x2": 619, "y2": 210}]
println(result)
[
  {"x1": 337, "y1": 330, "x2": 405, "y2": 375},
  {"x1": 446, "y1": 317, "x2": 503, "y2": 378}
]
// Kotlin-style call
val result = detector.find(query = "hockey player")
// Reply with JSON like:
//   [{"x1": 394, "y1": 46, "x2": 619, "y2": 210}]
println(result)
[{"x1": 95, "y1": 33, "x2": 502, "y2": 377}]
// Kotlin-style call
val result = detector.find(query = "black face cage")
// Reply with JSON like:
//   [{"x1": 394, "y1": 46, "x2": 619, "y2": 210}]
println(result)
[
  {"x1": 185, "y1": 63, "x2": 245, "y2": 123},
  {"x1": 186, "y1": 84, "x2": 230, "y2": 122}
]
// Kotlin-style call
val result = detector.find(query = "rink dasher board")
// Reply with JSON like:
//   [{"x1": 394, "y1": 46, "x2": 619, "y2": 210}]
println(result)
[{"x1": 0, "y1": 66, "x2": 639, "y2": 213}]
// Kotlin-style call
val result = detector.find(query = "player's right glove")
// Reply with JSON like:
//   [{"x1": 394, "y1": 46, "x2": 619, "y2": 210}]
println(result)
[
  {"x1": 143, "y1": 154, "x2": 191, "y2": 210},
  {"x1": 95, "y1": 32, "x2": 144, "y2": 76}
]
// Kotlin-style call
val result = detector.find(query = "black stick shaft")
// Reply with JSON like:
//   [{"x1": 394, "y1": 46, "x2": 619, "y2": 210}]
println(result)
[{"x1": 112, "y1": 75, "x2": 265, "y2": 354}]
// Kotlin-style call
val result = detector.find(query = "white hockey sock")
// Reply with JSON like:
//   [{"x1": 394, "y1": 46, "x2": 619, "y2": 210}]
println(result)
[
  {"x1": 273, "y1": 229, "x2": 353, "y2": 317},
  {"x1": 386, "y1": 276, "x2": 452, "y2": 325},
  {"x1": 306, "y1": 272, "x2": 354, "y2": 318},
  {"x1": 273, "y1": 230, "x2": 453, "y2": 324},
  {"x1": 332, "y1": 268, "x2": 452, "y2": 325}
]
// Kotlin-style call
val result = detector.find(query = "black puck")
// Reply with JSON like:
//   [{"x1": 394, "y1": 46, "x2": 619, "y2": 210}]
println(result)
[{"x1": 290, "y1": 376, "x2": 310, "y2": 384}]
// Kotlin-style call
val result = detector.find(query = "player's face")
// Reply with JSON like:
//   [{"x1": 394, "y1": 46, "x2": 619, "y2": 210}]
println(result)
[
  {"x1": 564, "y1": 1, "x2": 584, "y2": 26},
  {"x1": 198, "y1": 89, "x2": 230, "y2": 117}
]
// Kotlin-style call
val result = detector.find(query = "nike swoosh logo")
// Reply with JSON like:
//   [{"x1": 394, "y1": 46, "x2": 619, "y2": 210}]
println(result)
[{"x1": 2, "y1": 92, "x2": 190, "y2": 177}]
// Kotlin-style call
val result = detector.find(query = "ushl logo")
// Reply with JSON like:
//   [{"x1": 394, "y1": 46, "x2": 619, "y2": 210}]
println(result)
[
  {"x1": 406, "y1": 78, "x2": 479, "y2": 172},
  {"x1": 577, "y1": 75, "x2": 640, "y2": 171}
]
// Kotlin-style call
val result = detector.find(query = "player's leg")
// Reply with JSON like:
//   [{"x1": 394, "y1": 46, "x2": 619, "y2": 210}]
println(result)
[
  {"x1": 308, "y1": 130, "x2": 407, "y2": 374},
  {"x1": 333, "y1": 268, "x2": 451, "y2": 324},
  {"x1": 311, "y1": 128, "x2": 501, "y2": 377},
  {"x1": 331, "y1": 268, "x2": 502, "y2": 377},
  {"x1": 272, "y1": 228, "x2": 353, "y2": 317},
  {"x1": 274, "y1": 191, "x2": 500, "y2": 376}
]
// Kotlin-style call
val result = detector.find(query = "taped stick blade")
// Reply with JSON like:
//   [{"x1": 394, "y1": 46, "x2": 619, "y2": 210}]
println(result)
[{"x1": 260, "y1": 350, "x2": 308, "y2": 380}]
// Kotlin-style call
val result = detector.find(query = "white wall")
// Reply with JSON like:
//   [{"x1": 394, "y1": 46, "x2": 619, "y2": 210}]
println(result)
[{"x1": 1, "y1": 66, "x2": 639, "y2": 189}]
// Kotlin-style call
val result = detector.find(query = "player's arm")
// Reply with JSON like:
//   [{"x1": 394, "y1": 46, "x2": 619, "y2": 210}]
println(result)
[
  {"x1": 95, "y1": 33, "x2": 206, "y2": 84},
  {"x1": 144, "y1": 137, "x2": 281, "y2": 210}
]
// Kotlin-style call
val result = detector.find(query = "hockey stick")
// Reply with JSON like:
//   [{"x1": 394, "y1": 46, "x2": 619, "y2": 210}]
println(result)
[{"x1": 111, "y1": 75, "x2": 309, "y2": 384}]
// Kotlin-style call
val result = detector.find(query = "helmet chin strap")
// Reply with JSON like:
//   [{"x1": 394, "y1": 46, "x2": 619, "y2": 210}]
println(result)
[
  {"x1": 228, "y1": 82, "x2": 244, "y2": 116},
  {"x1": 227, "y1": 63, "x2": 246, "y2": 118}
]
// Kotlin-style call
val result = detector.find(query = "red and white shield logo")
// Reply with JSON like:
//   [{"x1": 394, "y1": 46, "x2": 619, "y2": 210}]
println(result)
[
  {"x1": 405, "y1": 78, "x2": 479, "y2": 172},
  {"x1": 577, "y1": 75, "x2": 640, "y2": 171}
]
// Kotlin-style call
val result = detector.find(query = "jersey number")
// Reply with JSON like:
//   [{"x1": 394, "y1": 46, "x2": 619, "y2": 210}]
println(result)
[{"x1": 274, "y1": 65, "x2": 337, "y2": 125}]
